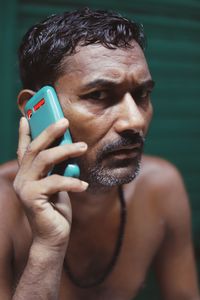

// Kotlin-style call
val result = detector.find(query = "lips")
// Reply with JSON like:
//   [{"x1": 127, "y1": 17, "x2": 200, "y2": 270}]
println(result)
[{"x1": 104, "y1": 143, "x2": 142, "y2": 159}]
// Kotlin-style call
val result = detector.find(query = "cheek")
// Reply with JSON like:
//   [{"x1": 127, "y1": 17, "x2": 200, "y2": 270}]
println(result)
[{"x1": 62, "y1": 102, "x2": 113, "y2": 146}]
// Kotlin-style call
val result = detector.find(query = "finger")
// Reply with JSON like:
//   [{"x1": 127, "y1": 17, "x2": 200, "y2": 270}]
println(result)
[
  {"x1": 29, "y1": 118, "x2": 69, "y2": 155},
  {"x1": 39, "y1": 175, "x2": 88, "y2": 195},
  {"x1": 17, "y1": 117, "x2": 31, "y2": 165},
  {"x1": 30, "y1": 142, "x2": 87, "y2": 179},
  {"x1": 21, "y1": 118, "x2": 69, "y2": 171}
]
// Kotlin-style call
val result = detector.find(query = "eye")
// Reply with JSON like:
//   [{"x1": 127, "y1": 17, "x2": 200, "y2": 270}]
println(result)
[
  {"x1": 133, "y1": 89, "x2": 152, "y2": 104},
  {"x1": 81, "y1": 90, "x2": 108, "y2": 101},
  {"x1": 141, "y1": 90, "x2": 150, "y2": 98}
]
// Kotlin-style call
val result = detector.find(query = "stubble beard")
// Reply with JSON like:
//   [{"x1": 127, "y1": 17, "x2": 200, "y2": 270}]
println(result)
[
  {"x1": 76, "y1": 131, "x2": 144, "y2": 192},
  {"x1": 87, "y1": 157, "x2": 141, "y2": 187}
]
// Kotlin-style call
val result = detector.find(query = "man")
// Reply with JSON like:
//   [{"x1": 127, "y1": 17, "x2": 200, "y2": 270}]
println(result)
[{"x1": 0, "y1": 7, "x2": 199, "y2": 300}]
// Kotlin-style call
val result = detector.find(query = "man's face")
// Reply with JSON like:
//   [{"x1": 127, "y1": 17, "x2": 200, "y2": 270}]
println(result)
[{"x1": 55, "y1": 41, "x2": 154, "y2": 190}]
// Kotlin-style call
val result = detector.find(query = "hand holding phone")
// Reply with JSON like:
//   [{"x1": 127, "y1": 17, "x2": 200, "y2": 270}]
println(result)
[
  {"x1": 24, "y1": 86, "x2": 80, "y2": 178},
  {"x1": 14, "y1": 97, "x2": 88, "y2": 251}
]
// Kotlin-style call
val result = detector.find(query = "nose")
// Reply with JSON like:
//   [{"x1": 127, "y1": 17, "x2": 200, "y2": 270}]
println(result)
[{"x1": 114, "y1": 93, "x2": 146, "y2": 134}]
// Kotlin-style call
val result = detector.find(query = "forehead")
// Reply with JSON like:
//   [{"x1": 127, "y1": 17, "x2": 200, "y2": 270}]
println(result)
[{"x1": 59, "y1": 41, "x2": 151, "y2": 85}]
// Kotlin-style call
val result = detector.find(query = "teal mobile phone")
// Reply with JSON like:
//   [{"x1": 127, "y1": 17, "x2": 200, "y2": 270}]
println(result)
[{"x1": 24, "y1": 86, "x2": 80, "y2": 178}]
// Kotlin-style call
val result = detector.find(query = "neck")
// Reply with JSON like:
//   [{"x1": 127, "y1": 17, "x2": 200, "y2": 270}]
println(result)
[
  {"x1": 69, "y1": 186, "x2": 120, "y2": 224},
  {"x1": 64, "y1": 185, "x2": 127, "y2": 288}
]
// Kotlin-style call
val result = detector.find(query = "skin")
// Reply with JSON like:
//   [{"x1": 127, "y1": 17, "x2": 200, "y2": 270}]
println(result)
[{"x1": 0, "y1": 42, "x2": 199, "y2": 300}]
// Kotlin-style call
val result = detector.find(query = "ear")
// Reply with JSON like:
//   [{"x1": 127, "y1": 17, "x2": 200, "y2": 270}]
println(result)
[{"x1": 17, "y1": 89, "x2": 35, "y2": 115}]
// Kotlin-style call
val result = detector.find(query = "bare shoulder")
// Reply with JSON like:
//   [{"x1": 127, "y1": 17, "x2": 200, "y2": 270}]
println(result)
[
  {"x1": 0, "y1": 175, "x2": 24, "y2": 234},
  {"x1": 140, "y1": 154, "x2": 183, "y2": 184},
  {"x1": 0, "y1": 161, "x2": 30, "y2": 254},
  {"x1": 0, "y1": 160, "x2": 21, "y2": 225},
  {"x1": 137, "y1": 154, "x2": 191, "y2": 227},
  {"x1": 0, "y1": 177, "x2": 17, "y2": 298},
  {"x1": 0, "y1": 163, "x2": 31, "y2": 273},
  {"x1": 0, "y1": 163, "x2": 32, "y2": 295},
  {"x1": 137, "y1": 154, "x2": 187, "y2": 196},
  {"x1": 0, "y1": 159, "x2": 18, "y2": 181}
]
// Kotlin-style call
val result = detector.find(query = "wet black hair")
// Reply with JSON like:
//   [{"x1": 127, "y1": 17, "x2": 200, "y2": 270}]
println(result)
[{"x1": 19, "y1": 7, "x2": 146, "y2": 90}]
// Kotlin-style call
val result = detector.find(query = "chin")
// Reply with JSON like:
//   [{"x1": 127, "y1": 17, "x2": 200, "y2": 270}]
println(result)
[{"x1": 83, "y1": 158, "x2": 141, "y2": 190}]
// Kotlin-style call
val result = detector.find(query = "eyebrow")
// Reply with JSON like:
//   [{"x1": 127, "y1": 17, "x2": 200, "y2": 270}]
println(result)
[
  {"x1": 80, "y1": 79, "x2": 118, "y2": 90},
  {"x1": 80, "y1": 78, "x2": 155, "y2": 91},
  {"x1": 135, "y1": 79, "x2": 155, "y2": 90}
]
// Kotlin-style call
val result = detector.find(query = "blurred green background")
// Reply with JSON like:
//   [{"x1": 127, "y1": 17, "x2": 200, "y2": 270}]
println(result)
[{"x1": 0, "y1": 0, "x2": 199, "y2": 298}]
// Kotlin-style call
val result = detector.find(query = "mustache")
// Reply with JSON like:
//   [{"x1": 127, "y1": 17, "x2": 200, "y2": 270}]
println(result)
[{"x1": 96, "y1": 131, "x2": 145, "y2": 162}]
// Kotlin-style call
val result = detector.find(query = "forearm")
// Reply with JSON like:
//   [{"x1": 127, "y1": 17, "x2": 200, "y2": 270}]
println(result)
[{"x1": 12, "y1": 242, "x2": 66, "y2": 300}]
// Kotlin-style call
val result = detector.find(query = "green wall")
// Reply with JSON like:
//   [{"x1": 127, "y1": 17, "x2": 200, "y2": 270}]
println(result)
[{"x1": 0, "y1": 0, "x2": 200, "y2": 298}]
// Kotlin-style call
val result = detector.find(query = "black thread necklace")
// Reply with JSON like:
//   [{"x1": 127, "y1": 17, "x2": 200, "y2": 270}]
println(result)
[{"x1": 64, "y1": 186, "x2": 126, "y2": 289}]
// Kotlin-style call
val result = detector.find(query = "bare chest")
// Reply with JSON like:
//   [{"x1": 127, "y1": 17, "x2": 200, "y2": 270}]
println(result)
[
  {"x1": 59, "y1": 264, "x2": 145, "y2": 300},
  {"x1": 14, "y1": 184, "x2": 165, "y2": 300},
  {"x1": 59, "y1": 217, "x2": 164, "y2": 300}
]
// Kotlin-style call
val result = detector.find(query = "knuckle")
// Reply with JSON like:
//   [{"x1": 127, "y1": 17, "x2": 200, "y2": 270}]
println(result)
[
  {"x1": 16, "y1": 148, "x2": 21, "y2": 158},
  {"x1": 16, "y1": 149, "x2": 22, "y2": 163},
  {"x1": 34, "y1": 151, "x2": 53, "y2": 172},
  {"x1": 13, "y1": 178, "x2": 26, "y2": 198},
  {"x1": 36, "y1": 150, "x2": 47, "y2": 163},
  {"x1": 17, "y1": 147, "x2": 26, "y2": 162},
  {"x1": 13, "y1": 178, "x2": 19, "y2": 193},
  {"x1": 25, "y1": 143, "x2": 37, "y2": 156},
  {"x1": 15, "y1": 181, "x2": 36, "y2": 203}
]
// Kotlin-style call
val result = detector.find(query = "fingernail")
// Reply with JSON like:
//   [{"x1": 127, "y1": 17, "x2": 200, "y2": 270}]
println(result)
[
  {"x1": 77, "y1": 142, "x2": 87, "y2": 150},
  {"x1": 81, "y1": 181, "x2": 89, "y2": 190},
  {"x1": 20, "y1": 117, "x2": 28, "y2": 128},
  {"x1": 57, "y1": 118, "x2": 68, "y2": 126},
  {"x1": 20, "y1": 116, "x2": 26, "y2": 124}
]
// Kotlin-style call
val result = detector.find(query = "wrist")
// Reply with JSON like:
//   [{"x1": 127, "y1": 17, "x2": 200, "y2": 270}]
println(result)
[{"x1": 30, "y1": 238, "x2": 68, "y2": 262}]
